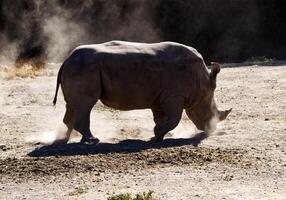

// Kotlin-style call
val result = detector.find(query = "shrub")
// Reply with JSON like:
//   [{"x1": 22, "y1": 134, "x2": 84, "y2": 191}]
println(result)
[{"x1": 108, "y1": 191, "x2": 155, "y2": 200}]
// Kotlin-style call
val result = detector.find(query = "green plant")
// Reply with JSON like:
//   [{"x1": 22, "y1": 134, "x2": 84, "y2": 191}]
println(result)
[
  {"x1": 108, "y1": 193, "x2": 132, "y2": 200},
  {"x1": 249, "y1": 56, "x2": 273, "y2": 62},
  {"x1": 108, "y1": 191, "x2": 154, "y2": 200},
  {"x1": 135, "y1": 191, "x2": 154, "y2": 200},
  {"x1": 68, "y1": 186, "x2": 89, "y2": 196}
]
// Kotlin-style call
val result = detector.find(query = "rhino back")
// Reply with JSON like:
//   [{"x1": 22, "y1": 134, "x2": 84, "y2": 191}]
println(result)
[{"x1": 77, "y1": 41, "x2": 203, "y2": 64}]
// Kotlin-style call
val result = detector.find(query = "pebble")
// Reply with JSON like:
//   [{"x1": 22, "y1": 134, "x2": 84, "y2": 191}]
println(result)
[{"x1": 0, "y1": 144, "x2": 7, "y2": 151}]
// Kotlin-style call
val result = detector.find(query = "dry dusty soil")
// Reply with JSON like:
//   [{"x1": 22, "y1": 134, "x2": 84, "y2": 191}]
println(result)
[{"x1": 0, "y1": 63, "x2": 285, "y2": 199}]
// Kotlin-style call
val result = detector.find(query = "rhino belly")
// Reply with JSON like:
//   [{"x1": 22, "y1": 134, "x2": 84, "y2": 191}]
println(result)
[
  {"x1": 99, "y1": 84, "x2": 161, "y2": 110},
  {"x1": 99, "y1": 69, "x2": 162, "y2": 110}
]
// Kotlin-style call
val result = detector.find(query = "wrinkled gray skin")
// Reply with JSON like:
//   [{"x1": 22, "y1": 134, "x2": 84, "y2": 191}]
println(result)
[{"x1": 53, "y1": 41, "x2": 231, "y2": 144}]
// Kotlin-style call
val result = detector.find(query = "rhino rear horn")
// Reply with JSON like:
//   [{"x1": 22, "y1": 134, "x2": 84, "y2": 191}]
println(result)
[
  {"x1": 210, "y1": 62, "x2": 221, "y2": 89},
  {"x1": 218, "y1": 108, "x2": 232, "y2": 121}
]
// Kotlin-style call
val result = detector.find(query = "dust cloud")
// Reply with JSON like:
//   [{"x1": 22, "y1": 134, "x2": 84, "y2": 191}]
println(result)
[
  {"x1": 205, "y1": 114, "x2": 220, "y2": 134},
  {"x1": 42, "y1": 16, "x2": 87, "y2": 61},
  {"x1": 25, "y1": 124, "x2": 69, "y2": 146},
  {"x1": 0, "y1": 0, "x2": 161, "y2": 65},
  {"x1": 0, "y1": 38, "x2": 19, "y2": 66}
]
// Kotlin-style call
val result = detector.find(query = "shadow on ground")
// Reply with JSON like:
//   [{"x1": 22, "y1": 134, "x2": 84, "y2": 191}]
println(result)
[{"x1": 28, "y1": 132, "x2": 209, "y2": 157}]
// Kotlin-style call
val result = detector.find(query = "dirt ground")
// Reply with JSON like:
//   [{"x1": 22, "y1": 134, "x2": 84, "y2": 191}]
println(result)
[{"x1": 0, "y1": 63, "x2": 285, "y2": 200}]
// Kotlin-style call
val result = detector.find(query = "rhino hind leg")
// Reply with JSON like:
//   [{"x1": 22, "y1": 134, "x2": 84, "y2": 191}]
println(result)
[
  {"x1": 52, "y1": 104, "x2": 76, "y2": 144},
  {"x1": 63, "y1": 104, "x2": 75, "y2": 129},
  {"x1": 73, "y1": 103, "x2": 99, "y2": 144},
  {"x1": 152, "y1": 97, "x2": 184, "y2": 142}
]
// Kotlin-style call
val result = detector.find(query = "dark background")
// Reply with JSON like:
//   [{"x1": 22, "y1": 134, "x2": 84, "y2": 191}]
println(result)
[{"x1": 0, "y1": 0, "x2": 285, "y2": 63}]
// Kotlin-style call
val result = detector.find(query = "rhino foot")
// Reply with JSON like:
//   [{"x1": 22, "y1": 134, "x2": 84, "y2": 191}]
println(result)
[
  {"x1": 80, "y1": 137, "x2": 99, "y2": 145},
  {"x1": 149, "y1": 136, "x2": 164, "y2": 143}
]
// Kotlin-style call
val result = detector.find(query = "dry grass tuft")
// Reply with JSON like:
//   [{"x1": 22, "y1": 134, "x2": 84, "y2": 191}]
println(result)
[{"x1": 0, "y1": 58, "x2": 47, "y2": 80}]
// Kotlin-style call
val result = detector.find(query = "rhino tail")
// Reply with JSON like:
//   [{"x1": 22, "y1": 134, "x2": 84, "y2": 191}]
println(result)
[
  {"x1": 210, "y1": 62, "x2": 221, "y2": 90},
  {"x1": 53, "y1": 64, "x2": 63, "y2": 106}
]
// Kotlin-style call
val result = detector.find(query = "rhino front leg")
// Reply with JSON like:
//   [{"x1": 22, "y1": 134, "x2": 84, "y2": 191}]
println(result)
[
  {"x1": 152, "y1": 97, "x2": 184, "y2": 142},
  {"x1": 151, "y1": 109, "x2": 166, "y2": 126}
]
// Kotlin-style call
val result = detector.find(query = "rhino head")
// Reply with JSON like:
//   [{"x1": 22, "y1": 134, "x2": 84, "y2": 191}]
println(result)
[{"x1": 185, "y1": 62, "x2": 232, "y2": 133}]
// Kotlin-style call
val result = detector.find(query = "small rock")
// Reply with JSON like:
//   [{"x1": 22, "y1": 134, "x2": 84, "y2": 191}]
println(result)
[
  {"x1": 223, "y1": 175, "x2": 234, "y2": 181},
  {"x1": 0, "y1": 144, "x2": 7, "y2": 151},
  {"x1": 264, "y1": 118, "x2": 270, "y2": 121}
]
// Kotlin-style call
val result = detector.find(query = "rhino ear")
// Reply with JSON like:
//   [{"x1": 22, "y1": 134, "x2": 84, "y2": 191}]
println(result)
[{"x1": 210, "y1": 62, "x2": 221, "y2": 90}]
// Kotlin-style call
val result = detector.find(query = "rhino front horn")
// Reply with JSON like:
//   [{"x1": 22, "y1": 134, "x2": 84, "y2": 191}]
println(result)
[{"x1": 219, "y1": 108, "x2": 232, "y2": 121}]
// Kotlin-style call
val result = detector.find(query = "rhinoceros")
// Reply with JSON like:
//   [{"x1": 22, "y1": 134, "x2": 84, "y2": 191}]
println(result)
[{"x1": 53, "y1": 41, "x2": 231, "y2": 144}]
